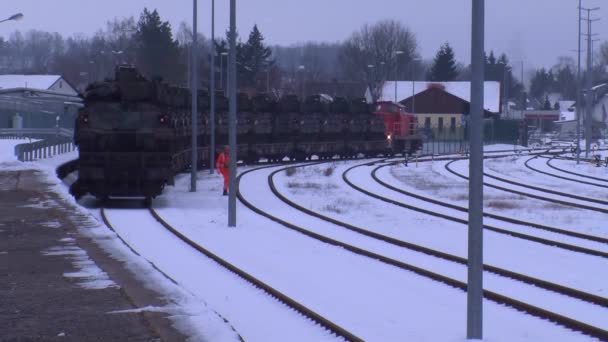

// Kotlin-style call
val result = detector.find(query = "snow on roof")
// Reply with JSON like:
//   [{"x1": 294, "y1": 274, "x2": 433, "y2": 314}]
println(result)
[
  {"x1": 558, "y1": 100, "x2": 575, "y2": 110},
  {"x1": 379, "y1": 81, "x2": 501, "y2": 113},
  {"x1": 0, "y1": 75, "x2": 62, "y2": 90},
  {"x1": 558, "y1": 110, "x2": 576, "y2": 121}
]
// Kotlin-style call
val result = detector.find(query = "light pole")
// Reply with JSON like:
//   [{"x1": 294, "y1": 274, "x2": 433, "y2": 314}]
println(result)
[
  {"x1": 581, "y1": 6, "x2": 600, "y2": 158},
  {"x1": 298, "y1": 65, "x2": 305, "y2": 99},
  {"x1": 88, "y1": 61, "x2": 95, "y2": 84},
  {"x1": 220, "y1": 51, "x2": 228, "y2": 91},
  {"x1": 394, "y1": 51, "x2": 404, "y2": 102},
  {"x1": 367, "y1": 64, "x2": 375, "y2": 101},
  {"x1": 576, "y1": 0, "x2": 582, "y2": 164},
  {"x1": 190, "y1": 0, "x2": 199, "y2": 192},
  {"x1": 228, "y1": 0, "x2": 237, "y2": 227},
  {"x1": 111, "y1": 50, "x2": 124, "y2": 66},
  {"x1": 468, "y1": 0, "x2": 484, "y2": 339},
  {"x1": 410, "y1": 57, "x2": 421, "y2": 114},
  {"x1": 209, "y1": 0, "x2": 216, "y2": 175},
  {"x1": 266, "y1": 68, "x2": 271, "y2": 93},
  {"x1": 0, "y1": 13, "x2": 23, "y2": 24}
]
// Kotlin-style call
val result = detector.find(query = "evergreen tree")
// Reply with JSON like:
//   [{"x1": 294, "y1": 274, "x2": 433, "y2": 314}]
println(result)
[
  {"x1": 543, "y1": 96, "x2": 552, "y2": 110},
  {"x1": 485, "y1": 51, "x2": 497, "y2": 80},
  {"x1": 428, "y1": 42, "x2": 458, "y2": 81},
  {"x1": 241, "y1": 25, "x2": 273, "y2": 87},
  {"x1": 134, "y1": 8, "x2": 179, "y2": 82},
  {"x1": 554, "y1": 65, "x2": 576, "y2": 99},
  {"x1": 530, "y1": 68, "x2": 554, "y2": 100}
]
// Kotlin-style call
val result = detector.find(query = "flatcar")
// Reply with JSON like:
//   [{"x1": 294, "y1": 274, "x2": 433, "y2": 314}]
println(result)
[{"x1": 71, "y1": 66, "x2": 421, "y2": 201}]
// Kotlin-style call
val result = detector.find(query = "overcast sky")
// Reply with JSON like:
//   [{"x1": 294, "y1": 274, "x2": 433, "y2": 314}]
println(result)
[{"x1": 0, "y1": 0, "x2": 605, "y2": 73}]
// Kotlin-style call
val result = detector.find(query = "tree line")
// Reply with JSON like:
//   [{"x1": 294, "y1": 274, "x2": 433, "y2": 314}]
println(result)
[{"x1": 0, "y1": 7, "x2": 591, "y2": 107}]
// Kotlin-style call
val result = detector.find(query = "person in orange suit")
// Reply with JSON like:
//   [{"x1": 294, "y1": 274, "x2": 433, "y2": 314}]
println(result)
[{"x1": 216, "y1": 145, "x2": 230, "y2": 195}]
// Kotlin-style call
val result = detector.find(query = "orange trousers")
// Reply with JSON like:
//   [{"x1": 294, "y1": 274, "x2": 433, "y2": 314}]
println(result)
[{"x1": 219, "y1": 168, "x2": 229, "y2": 191}]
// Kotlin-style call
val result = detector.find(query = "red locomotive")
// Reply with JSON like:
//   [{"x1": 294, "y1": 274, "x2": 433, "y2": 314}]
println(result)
[{"x1": 373, "y1": 101, "x2": 422, "y2": 154}]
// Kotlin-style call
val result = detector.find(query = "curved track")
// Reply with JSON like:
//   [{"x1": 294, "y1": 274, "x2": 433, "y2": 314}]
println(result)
[
  {"x1": 373, "y1": 163, "x2": 608, "y2": 247},
  {"x1": 238, "y1": 161, "x2": 608, "y2": 340},
  {"x1": 269, "y1": 163, "x2": 608, "y2": 307},
  {"x1": 445, "y1": 159, "x2": 608, "y2": 214},
  {"x1": 350, "y1": 161, "x2": 608, "y2": 258},
  {"x1": 523, "y1": 156, "x2": 608, "y2": 189},
  {"x1": 99, "y1": 204, "x2": 361, "y2": 342},
  {"x1": 547, "y1": 157, "x2": 608, "y2": 183}
]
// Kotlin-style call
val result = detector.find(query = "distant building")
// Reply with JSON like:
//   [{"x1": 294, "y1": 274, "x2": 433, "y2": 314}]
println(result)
[
  {"x1": 370, "y1": 81, "x2": 501, "y2": 135},
  {"x1": 0, "y1": 75, "x2": 78, "y2": 96},
  {"x1": 0, "y1": 75, "x2": 81, "y2": 129},
  {"x1": 524, "y1": 110, "x2": 560, "y2": 133}
]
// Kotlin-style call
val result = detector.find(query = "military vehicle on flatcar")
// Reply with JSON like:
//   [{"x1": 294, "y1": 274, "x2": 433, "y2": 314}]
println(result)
[{"x1": 71, "y1": 66, "x2": 421, "y2": 201}]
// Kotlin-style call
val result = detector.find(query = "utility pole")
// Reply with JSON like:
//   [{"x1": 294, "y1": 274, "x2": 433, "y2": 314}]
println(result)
[
  {"x1": 468, "y1": 0, "x2": 484, "y2": 339},
  {"x1": 394, "y1": 51, "x2": 404, "y2": 103},
  {"x1": 209, "y1": 0, "x2": 216, "y2": 174},
  {"x1": 576, "y1": 0, "x2": 582, "y2": 164},
  {"x1": 582, "y1": 6, "x2": 600, "y2": 158},
  {"x1": 190, "y1": 0, "x2": 198, "y2": 192},
  {"x1": 228, "y1": 0, "x2": 237, "y2": 227}
]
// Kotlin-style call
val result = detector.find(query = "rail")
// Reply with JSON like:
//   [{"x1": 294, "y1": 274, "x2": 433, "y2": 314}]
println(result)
[{"x1": 0, "y1": 128, "x2": 76, "y2": 162}]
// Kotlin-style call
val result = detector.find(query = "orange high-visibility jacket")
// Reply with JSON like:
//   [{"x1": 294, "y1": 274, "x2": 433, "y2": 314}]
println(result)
[{"x1": 216, "y1": 152, "x2": 229, "y2": 172}]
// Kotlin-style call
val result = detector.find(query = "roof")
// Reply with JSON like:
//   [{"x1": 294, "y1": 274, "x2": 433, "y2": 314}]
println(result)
[
  {"x1": 379, "y1": 81, "x2": 501, "y2": 113},
  {"x1": 0, "y1": 75, "x2": 62, "y2": 90},
  {"x1": 558, "y1": 110, "x2": 576, "y2": 121}
]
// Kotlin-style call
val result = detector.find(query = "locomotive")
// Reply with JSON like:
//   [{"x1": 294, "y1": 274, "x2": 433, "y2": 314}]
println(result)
[{"x1": 71, "y1": 66, "x2": 421, "y2": 201}]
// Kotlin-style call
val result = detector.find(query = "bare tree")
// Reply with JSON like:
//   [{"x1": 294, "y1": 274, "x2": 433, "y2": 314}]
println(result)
[{"x1": 338, "y1": 19, "x2": 419, "y2": 101}]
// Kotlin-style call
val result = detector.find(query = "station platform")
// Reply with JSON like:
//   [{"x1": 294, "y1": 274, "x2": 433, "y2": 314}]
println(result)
[{"x1": 0, "y1": 168, "x2": 185, "y2": 341}]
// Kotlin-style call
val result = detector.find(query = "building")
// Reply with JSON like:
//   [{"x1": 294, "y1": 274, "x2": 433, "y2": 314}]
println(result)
[
  {"x1": 372, "y1": 81, "x2": 501, "y2": 136},
  {"x1": 0, "y1": 75, "x2": 81, "y2": 129},
  {"x1": 0, "y1": 75, "x2": 78, "y2": 96}
]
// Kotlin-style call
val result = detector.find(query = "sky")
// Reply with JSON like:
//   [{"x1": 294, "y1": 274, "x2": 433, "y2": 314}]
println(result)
[{"x1": 0, "y1": 0, "x2": 605, "y2": 75}]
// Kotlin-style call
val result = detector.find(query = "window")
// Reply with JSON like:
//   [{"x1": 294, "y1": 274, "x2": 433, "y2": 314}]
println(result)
[
  {"x1": 59, "y1": 81, "x2": 63, "y2": 88},
  {"x1": 438, "y1": 117, "x2": 444, "y2": 132},
  {"x1": 424, "y1": 117, "x2": 431, "y2": 130},
  {"x1": 450, "y1": 117, "x2": 456, "y2": 132}
]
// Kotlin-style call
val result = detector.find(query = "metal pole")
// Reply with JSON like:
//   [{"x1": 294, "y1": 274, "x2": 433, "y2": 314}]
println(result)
[
  {"x1": 210, "y1": 0, "x2": 216, "y2": 174},
  {"x1": 468, "y1": 0, "x2": 484, "y2": 339},
  {"x1": 412, "y1": 72, "x2": 416, "y2": 114},
  {"x1": 220, "y1": 54, "x2": 224, "y2": 90},
  {"x1": 394, "y1": 53, "x2": 399, "y2": 103},
  {"x1": 228, "y1": 0, "x2": 237, "y2": 227},
  {"x1": 576, "y1": 0, "x2": 581, "y2": 164},
  {"x1": 190, "y1": 0, "x2": 198, "y2": 192},
  {"x1": 266, "y1": 69, "x2": 270, "y2": 93},
  {"x1": 584, "y1": 8, "x2": 598, "y2": 158}
]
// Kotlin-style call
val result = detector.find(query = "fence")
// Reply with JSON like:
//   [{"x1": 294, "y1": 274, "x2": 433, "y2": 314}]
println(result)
[
  {"x1": 0, "y1": 128, "x2": 76, "y2": 162},
  {"x1": 419, "y1": 119, "x2": 522, "y2": 155}
]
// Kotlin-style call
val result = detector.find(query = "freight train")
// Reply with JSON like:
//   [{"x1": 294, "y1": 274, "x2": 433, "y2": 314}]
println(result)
[{"x1": 71, "y1": 66, "x2": 421, "y2": 201}]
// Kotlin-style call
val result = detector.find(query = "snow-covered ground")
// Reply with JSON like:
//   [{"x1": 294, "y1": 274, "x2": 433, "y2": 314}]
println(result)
[
  {"x1": 0, "y1": 139, "x2": 241, "y2": 342},
  {"x1": 3, "y1": 138, "x2": 606, "y2": 341}
]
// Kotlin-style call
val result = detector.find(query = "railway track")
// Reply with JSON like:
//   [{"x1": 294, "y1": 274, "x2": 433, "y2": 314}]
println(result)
[
  {"x1": 54, "y1": 160, "x2": 359, "y2": 342},
  {"x1": 348, "y1": 161, "x2": 608, "y2": 258},
  {"x1": 547, "y1": 157, "x2": 608, "y2": 183},
  {"x1": 523, "y1": 155, "x2": 608, "y2": 189},
  {"x1": 238, "y1": 162, "x2": 608, "y2": 340},
  {"x1": 371, "y1": 161, "x2": 608, "y2": 247},
  {"x1": 269, "y1": 163, "x2": 608, "y2": 306},
  {"x1": 445, "y1": 159, "x2": 608, "y2": 214},
  {"x1": 147, "y1": 206, "x2": 362, "y2": 342},
  {"x1": 99, "y1": 204, "x2": 362, "y2": 342}
]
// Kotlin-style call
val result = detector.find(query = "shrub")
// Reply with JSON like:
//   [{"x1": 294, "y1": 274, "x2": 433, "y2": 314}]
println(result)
[{"x1": 285, "y1": 167, "x2": 297, "y2": 177}]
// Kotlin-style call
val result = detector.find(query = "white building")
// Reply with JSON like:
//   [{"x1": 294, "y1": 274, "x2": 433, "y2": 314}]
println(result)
[
  {"x1": 374, "y1": 81, "x2": 502, "y2": 114},
  {"x1": 0, "y1": 75, "x2": 78, "y2": 96}
]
